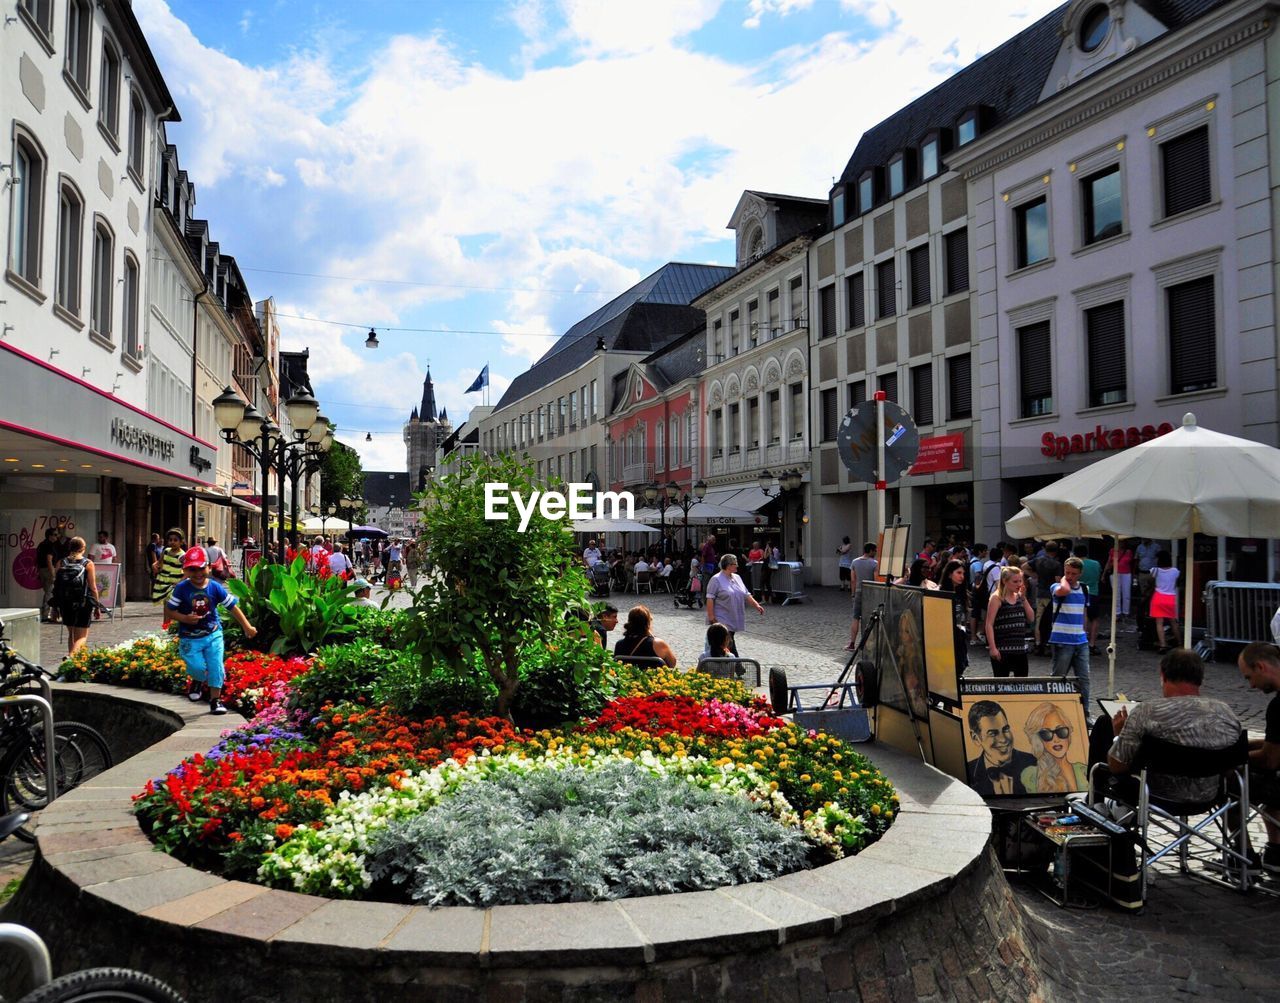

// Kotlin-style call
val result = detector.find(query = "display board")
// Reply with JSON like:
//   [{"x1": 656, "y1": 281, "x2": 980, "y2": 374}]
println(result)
[
  {"x1": 876, "y1": 523, "x2": 912, "y2": 582},
  {"x1": 93, "y1": 562, "x2": 121, "y2": 609},
  {"x1": 958, "y1": 677, "x2": 1088, "y2": 798}
]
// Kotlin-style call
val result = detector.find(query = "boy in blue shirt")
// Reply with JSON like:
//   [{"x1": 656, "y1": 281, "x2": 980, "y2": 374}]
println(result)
[{"x1": 165, "y1": 546, "x2": 257, "y2": 715}]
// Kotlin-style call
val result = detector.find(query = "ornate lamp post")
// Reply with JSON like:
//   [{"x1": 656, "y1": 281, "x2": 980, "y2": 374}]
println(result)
[
  {"x1": 213, "y1": 386, "x2": 331, "y2": 564},
  {"x1": 759, "y1": 467, "x2": 806, "y2": 556},
  {"x1": 649, "y1": 479, "x2": 707, "y2": 552}
]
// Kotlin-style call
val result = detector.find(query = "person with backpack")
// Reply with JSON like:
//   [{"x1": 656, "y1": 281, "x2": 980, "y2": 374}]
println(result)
[
  {"x1": 969, "y1": 546, "x2": 998, "y2": 646},
  {"x1": 53, "y1": 536, "x2": 98, "y2": 656},
  {"x1": 1049, "y1": 556, "x2": 1092, "y2": 724}
]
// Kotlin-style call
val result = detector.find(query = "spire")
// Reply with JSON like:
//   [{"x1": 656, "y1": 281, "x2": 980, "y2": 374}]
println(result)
[
  {"x1": 440, "y1": 407, "x2": 448, "y2": 422},
  {"x1": 420, "y1": 368, "x2": 437, "y2": 421},
  {"x1": 410, "y1": 406, "x2": 419, "y2": 422}
]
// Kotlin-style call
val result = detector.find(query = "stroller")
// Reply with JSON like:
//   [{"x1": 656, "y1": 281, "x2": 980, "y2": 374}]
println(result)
[
  {"x1": 589, "y1": 562, "x2": 611, "y2": 598},
  {"x1": 673, "y1": 569, "x2": 703, "y2": 609}
]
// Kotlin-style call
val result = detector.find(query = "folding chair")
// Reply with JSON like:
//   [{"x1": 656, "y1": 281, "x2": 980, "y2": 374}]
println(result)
[
  {"x1": 632, "y1": 570, "x2": 653, "y2": 595},
  {"x1": 697, "y1": 656, "x2": 762, "y2": 687},
  {"x1": 1241, "y1": 773, "x2": 1280, "y2": 896},
  {"x1": 1091, "y1": 732, "x2": 1252, "y2": 898}
]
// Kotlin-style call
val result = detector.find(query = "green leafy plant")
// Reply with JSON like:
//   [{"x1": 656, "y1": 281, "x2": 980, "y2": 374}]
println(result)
[
  {"x1": 511, "y1": 629, "x2": 619, "y2": 729},
  {"x1": 367, "y1": 759, "x2": 812, "y2": 906},
  {"x1": 287, "y1": 639, "x2": 404, "y2": 717},
  {"x1": 402, "y1": 452, "x2": 592, "y2": 719},
  {"x1": 226, "y1": 556, "x2": 358, "y2": 656},
  {"x1": 375, "y1": 648, "x2": 499, "y2": 718}
]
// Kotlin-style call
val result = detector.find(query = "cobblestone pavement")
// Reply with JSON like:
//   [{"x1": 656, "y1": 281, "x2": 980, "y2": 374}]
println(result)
[{"x1": 17, "y1": 585, "x2": 1280, "y2": 1000}]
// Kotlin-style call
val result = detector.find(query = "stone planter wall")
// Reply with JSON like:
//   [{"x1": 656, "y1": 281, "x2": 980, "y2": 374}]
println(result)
[{"x1": 1, "y1": 686, "x2": 1052, "y2": 1003}]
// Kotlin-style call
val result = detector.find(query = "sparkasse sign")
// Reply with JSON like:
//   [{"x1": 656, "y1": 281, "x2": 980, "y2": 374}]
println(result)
[{"x1": 1040, "y1": 421, "x2": 1175, "y2": 461}]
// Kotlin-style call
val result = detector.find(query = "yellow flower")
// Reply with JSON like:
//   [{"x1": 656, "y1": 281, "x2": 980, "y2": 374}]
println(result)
[
  {"x1": 870, "y1": 804, "x2": 882, "y2": 816},
  {"x1": 768, "y1": 781, "x2": 779, "y2": 791}
]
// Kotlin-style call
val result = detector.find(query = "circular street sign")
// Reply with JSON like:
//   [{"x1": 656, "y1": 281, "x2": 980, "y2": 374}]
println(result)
[{"x1": 836, "y1": 400, "x2": 920, "y2": 484}]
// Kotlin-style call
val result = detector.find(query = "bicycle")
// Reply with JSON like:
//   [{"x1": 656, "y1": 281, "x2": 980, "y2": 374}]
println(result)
[{"x1": 0, "y1": 624, "x2": 112, "y2": 842}]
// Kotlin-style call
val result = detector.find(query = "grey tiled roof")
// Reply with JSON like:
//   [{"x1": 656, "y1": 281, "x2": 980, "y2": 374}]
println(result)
[
  {"x1": 838, "y1": 0, "x2": 1230, "y2": 190},
  {"x1": 495, "y1": 262, "x2": 731, "y2": 411}
]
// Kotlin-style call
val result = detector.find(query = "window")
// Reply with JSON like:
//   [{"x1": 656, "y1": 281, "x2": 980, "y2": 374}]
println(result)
[
  {"x1": 537, "y1": 406, "x2": 545, "y2": 439},
  {"x1": 859, "y1": 173, "x2": 874, "y2": 213},
  {"x1": 90, "y1": 218, "x2": 114, "y2": 340},
  {"x1": 767, "y1": 389, "x2": 781, "y2": 444},
  {"x1": 728, "y1": 402, "x2": 740, "y2": 453},
  {"x1": 712, "y1": 409, "x2": 724, "y2": 456},
  {"x1": 558, "y1": 396, "x2": 566, "y2": 434},
  {"x1": 848, "y1": 379, "x2": 867, "y2": 411},
  {"x1": 888, "y1": 155, "x2": 905, "y2": 198},
  {"x1": 957, "y1": 111, "x2": 977, "y2": 146},
  {"x1": 685, "y1": 411, "x2": 694, "y2": 463},
  {"x1": 128, "y1": 92, "x2": 146, "y2": 181},
  {"x1": 1082, "y1": 164, "x2": 1122, "y2": 244},
  {"x1": 18, "y1": 0, "x2": 52, "y2": 37},
  {"x1": 1085, "y1": 301, "x2": 1126, "y2": 407},
  {"x1": 921, "y1": 137, "x2": 939, "y2": 180},
  {"x1": 591, "y1": 379, "x2": 598, "y2": 418},
  {"x1": 99, "y1": 40, "x2": 121, "y2": 139},
  {"x1": 820, "y1": 387, "x2": 839, "y2": 442},
  {"x1": 846, "y1": 272, "x2": 865, "y2": 329},
  {"x1": 568, "y1": 390, "x2": 577, "y2": 429},
  {"x1": 1017, "y1": 321, "x2": 1053, "y2": 417},
  {"x1": 876, "y1": 258, "x2": 896, "y2": 319},
  {"x1": 819, "y1": 285, "x2": 836, "y2": 340},
  {"x1": 789, "y1": 383, "x2": 804, "y2": 441},
  {"x1": 55, "y1": 182, "x2": 83, "y2": 315},
  {"x1": 911, "y1": 364, "x2": 933, "y2": 425},
  {"x1": 669, "y1": 418, "x2": 679, "y2": 468},
  {"x1": 1079, "y1": 5, "x2": 1110, "y2": 52},
  {"x1": 947, "y1": 354, "x2": 972, "y2": 420},
  {"x1": 729, "y1": 310, "x2": 740, "y2": 355},
  {"x1": 878, "y1": 371, "x2": 898, "y2": 403},
  {"x1": 580, "y1": 385, "x2": 588, "y2": 424},
  {"x1": 1168, "y1": 276, "x2": 1216, "y2": 394},
  {"x1": 747, "y1": 300, "x2": 759, "y2": 348},
  {"x1": 1015, "y1": 197, "x2": 1049, "y2": 268},
  {"x1": 712, "y1": 319, "x2": 723, "y2": 359},
  {"x1": 944, "y1": 228, "x2": 969, "y2": 295},
  {"x1": 832, "y1": 189, "x2": 845, "y2": 227},
  {"x1": 908, "y1": 244, "x2": 930, "y2": 308},
  {"x1": 655, "y1": 423, "x2": 664, "y2": 471},
  {"x1": 789, "y1": 277, "x2": 804, "y2": 326},
  {"x1": 767, "y1": 289, "x2": 780, "y2": 339},
  {"x1": 65, "y1": 0, "x2": 92, "y2": 94},
  {"x1": 8, "y1": 134, "x2": 46, "y2": 289},
  {"x1": 1161, "y1": 126, "x2": 1211, "y2": 218},
  {"x1": 748, "y1": 397, "x2": 761, "y2": 447}
]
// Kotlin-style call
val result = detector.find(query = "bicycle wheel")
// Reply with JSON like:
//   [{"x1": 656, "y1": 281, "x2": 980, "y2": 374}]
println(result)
[
  {"x1": 1, "y1": 721, "x2": 113, "y2": 842},
  {"x1": 16, "y1": 966, "x2": 186, "y2": 1003}
]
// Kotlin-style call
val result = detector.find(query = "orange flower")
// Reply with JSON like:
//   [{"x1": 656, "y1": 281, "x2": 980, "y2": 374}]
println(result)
[{"x1": 275, "y1": 823, "x2": 295, "y2": 840}]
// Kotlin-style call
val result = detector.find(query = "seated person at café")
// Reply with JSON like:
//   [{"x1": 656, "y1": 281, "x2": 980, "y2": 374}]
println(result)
[
  {"x1": 613, "y1": 605, "x2": 677, "y2": 667},
  {"x1": 1091, "y1": 648, "x2": 1241, "y2": 807},
  {"x1": 1237, "y1": 642, "x2": 1280, "y2": 872}
]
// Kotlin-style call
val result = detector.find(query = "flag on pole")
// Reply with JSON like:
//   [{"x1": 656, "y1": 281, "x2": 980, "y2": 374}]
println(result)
[{"x1": 465, "y1": 364, "x2": 489, "y2": 394}]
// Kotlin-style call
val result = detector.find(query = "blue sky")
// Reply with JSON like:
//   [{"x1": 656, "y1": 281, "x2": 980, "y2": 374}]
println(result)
[{"x1": 134, "y1": 0, "x2": 1060, "y2": 470}]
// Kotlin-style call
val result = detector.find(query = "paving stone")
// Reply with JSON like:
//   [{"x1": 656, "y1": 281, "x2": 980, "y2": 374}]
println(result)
[
  {"x1": 55, "y1": 844, "x2": 183, "y2": 885},
  {"x1": 85, "y1": 864, "x2": 224, "y2": 912},
  {"x1": 272, "y1": 898, "x2": 414, "y2": 959},
  {"x1": 717, "y1": 879, "x2": 841, "y2": 940},
  {"x1": 140, "y1": 879, "x2": 268, "y2": 925},
  {"x1": 380, "y1": 904, "x2": 487, "y2": 961},
  {"x1": 488, "y1": 900, "x2": 651, "y2": 966},
  {"x1": 193, "y1": 887, "x2": 325, "y2": 939},
  {"x1": 619, "y1": 888, "x2": 779, "y2": 960},
  {"x1": 37, "y1": 824, "x2": 149, "y2": 855}
]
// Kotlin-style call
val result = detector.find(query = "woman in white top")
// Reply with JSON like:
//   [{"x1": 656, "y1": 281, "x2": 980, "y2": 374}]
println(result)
[
  {"x1": 705, "y1": 554, "x2": 765, "y2": 655},
  {"x1": 1150, "y1": 550, "x2": 1181, "y2": 652}
]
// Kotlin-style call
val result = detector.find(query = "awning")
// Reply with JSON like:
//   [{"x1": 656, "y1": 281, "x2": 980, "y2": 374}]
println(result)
[
  {"x1": 697, "y1": 486, "x2": 778, "y2": 514},
  {"x1": 173, "y1": 488, "x2": 259, "y2": 513}
]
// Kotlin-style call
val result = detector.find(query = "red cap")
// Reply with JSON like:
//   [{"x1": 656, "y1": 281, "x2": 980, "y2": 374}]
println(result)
[{"x1": 182, "y1": 546, "x2": 209, "y2": 568}]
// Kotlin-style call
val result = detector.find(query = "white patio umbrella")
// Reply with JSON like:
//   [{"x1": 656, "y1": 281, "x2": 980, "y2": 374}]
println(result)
[
  {"x1": 570, "y1": 517, "x2": 660, "y2": 534},
  {"x1": 635, "y1": 502, "x2": 759, "y2": 525},
  {"x1": 1009, "y1": 413, "x2": 1280, "y2": 691}
]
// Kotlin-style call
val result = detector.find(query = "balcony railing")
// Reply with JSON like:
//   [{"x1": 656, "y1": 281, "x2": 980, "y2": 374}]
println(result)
[{"x1": 622, "y1": 461, "x2": 653, "y2": 484}]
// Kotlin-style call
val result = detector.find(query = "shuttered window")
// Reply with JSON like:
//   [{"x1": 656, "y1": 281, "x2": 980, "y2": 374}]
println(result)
[
  {"x1": 848, "y1": 379, "x2": 867, "y2": 411},
  {"x1": 908, "y1": 245, "x2": 931, "y2": 307},
  {"x1": 819, "y1": 284, "x2": 836, "y2": 340},
  {"x1": 846, "y1": 272, "x2": 865, "y2": 329},
  {"x1": 911, "y1": 363, "x2": 934, "y2": 426},
  {"x1": 1085, "y1": 301, "x2": 1126, "y2": 407},
  {"x1": 1161, "y1": 126, "x2": 1211, "y2": 218},
  {"x1": 945, "y1": 228, "x2": 969, "y2": 295},
  {"x1": 878, "y1": 371, "x2": 898, "y2": 403},
  {"x1": 1018, "y1": 321, "x2": 1053, "y2": 417},
  {"x1": 876, "y1": 258, "x2": 896, "y2": 319},
  {"x1": 947, "y1": 354, "x2": 972, "y2": 420},
  {"x1": 821, "y1": 387, "x2": 839, "y2": 442},
  {"x1": 1168, "y1": 276, "x2": 1216, "y2": 394}
]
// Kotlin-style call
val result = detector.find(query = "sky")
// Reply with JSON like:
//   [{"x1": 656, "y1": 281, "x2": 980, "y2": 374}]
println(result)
[{"x1": 135, "y1": 0, "x2": 1062, "y2": 472}]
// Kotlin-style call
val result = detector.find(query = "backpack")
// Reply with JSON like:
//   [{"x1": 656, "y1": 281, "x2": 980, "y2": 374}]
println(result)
[
  {"x1": 52, "y1": 557, "x2": 90, "y2": 608},
  {"x1": 971, "y1": 560, "x2": 996, "y2": 605}
]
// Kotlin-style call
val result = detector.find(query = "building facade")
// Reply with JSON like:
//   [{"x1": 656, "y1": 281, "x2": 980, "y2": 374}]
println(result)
[{"x1": 404, "y1": 370, "x2": 451, "y2": 491}]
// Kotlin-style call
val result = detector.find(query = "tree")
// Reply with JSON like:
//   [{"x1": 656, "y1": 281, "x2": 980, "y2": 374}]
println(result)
[
  {"x1": 404, "y1": 452, "x2": 591, "y2": 719},
  {"x1": 319, "y1": 440, "x2": 366, "y2": 515}
]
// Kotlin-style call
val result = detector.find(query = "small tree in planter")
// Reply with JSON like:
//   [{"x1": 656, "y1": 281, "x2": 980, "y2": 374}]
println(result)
[{"x1": 405, "y1": 452, "x2": 597, "y2": 719}]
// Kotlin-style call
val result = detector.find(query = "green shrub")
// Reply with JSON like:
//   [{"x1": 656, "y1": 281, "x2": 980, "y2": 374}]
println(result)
[
  {"x1": 375, "y1": 649, "x2": 498, "y2": 718},
  {"x1": 347, "y1": 606, "x2": 413, "y2": 647},
  {"x1": 288, "y1": 639, "x2": 402, "y2": 716},
  {"x1": 511, "y1": 631, "x2": 619, "y2": 729},
  {"x1": 367, "y1": 760, "x2": 812, "y2": 906}
]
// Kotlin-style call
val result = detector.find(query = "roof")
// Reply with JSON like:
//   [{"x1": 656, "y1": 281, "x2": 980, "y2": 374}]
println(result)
[
  {"x1": 418, "y1": 370, "x2": 437, "y2": 422},
  {"x1": 362, "y1": 471, "x2": 411, "y2": 508},
  {"x1": 278, "y1": 350, "x2": 313, "y2": 398},
  {"x1": 742, "y1": 191, "x2": 828, "y2": 248},
  {"x1": 495, "y1": 262, "x2": 731, "y2": 410},
  {"x1": 837, "y1": 0, "x2": 1230, "y2": 188}
]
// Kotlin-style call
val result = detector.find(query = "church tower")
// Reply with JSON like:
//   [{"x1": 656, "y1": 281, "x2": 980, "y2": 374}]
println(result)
[{"x1": 404, "y1": 369, "x2": 452, "y2": 490}]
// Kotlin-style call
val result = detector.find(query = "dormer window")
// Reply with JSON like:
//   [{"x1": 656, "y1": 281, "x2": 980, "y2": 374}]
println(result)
[
  {"x1": 888, "y1": 155, "x2": 905, "y2": 198},
  {"x1": 957, "y1": 110, "x2": 978, "y2": 147},
  {"x1": 921, "y1": 136, "x2": 940, "y2": 180},
  {"x1": 858, "y1": 168, "x2": 879, "y2": 213},
  {"x1": 832, "y1": 186, "x2": 846, "y2": 227},
  {"x1": 1079, "y1": 4, "x2": 1110, "y2": 52}
]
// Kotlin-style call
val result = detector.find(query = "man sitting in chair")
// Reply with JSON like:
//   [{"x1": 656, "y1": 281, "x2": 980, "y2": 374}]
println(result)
[
  {"x1": 1102, "y1": 649, "x2": 1241, "y2": 807},
  {"x1": 1237, "y1": 642, "x2": 1280, "y2": 874}
]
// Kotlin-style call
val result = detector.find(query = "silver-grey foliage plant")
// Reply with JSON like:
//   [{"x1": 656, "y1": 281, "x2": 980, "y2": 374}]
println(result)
[{"x1": 367, "y1": 761, "x2": 812, "y2": 906}]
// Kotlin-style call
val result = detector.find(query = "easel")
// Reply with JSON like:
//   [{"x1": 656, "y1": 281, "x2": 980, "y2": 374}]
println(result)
[{"x1": 823, "y1": 519, "x2": 928, "y2": 762}]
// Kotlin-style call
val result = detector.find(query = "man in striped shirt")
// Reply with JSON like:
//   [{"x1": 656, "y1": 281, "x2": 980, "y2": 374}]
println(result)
[{"x1": 1050, "y1": 556, "x2": 1092, "y2": 723}]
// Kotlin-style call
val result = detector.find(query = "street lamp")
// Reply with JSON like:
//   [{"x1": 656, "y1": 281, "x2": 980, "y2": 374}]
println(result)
[
  {"x1": 759, "y1": 468, "x2": 806, "y2": 559},
  {"x1": 648, "y1": 479, "x2": 706, "y2": 554},
  {"x1": 213, "y1": 385, "x2": 332, "y2": 564}
]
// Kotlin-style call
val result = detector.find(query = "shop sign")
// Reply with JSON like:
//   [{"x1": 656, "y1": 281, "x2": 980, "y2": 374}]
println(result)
[
  {"x1": 109, "y1": 418, "x2": 176, "y2": 461},
  {"x1": 910, "y1": 434, "x2": 965, "y2": 475},
  {"x1": 1040, "y1": 421, "x2": 1174, "y2": 462}
]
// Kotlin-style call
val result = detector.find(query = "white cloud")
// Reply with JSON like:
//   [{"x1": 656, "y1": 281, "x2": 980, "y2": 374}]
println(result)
[{"x1": 339, "y1": 431, "x2": 404, "y2": 473}]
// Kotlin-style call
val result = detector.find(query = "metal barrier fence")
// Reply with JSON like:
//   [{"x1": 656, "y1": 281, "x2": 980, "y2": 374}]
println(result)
[
  {"x1": 697, "y1": 656, "x2": 762, "y2": 687},
  {"x1": 1198, "y1": 581, "x2": 1280, "y2": 661}
]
